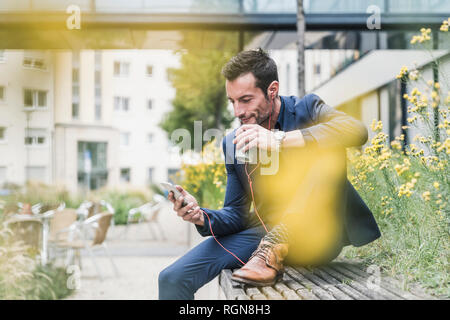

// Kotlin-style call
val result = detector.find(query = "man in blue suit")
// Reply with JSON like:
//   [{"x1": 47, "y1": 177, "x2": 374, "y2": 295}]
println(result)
[{"x1": 159, "y1": 49, "x2": 381, "y2": 299}]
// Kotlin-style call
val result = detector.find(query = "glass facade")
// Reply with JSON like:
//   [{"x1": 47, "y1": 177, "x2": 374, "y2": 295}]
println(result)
[
  {"x1": 77, "y1": 141, "x2": 108, "y2": 190},
  {"x1": 1, "y1": 0, "x2": 448, "y2": 14}
]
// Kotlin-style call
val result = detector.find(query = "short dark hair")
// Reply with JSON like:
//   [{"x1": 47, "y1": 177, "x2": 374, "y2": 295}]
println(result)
[{"x1": 221, "y1": 48, "x2": 278, "y2": 99}]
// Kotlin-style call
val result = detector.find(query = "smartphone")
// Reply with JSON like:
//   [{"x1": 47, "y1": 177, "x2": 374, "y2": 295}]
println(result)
[{"x1": 160, "y1": 182, "x2": 188, "y2": 207}]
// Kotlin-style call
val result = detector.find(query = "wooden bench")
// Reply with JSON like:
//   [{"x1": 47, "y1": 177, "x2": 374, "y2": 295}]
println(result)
[{"x1": 219, "y1": 259, "x2": 435, "y2": 300}]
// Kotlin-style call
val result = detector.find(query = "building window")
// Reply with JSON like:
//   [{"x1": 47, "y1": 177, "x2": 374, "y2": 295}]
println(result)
[
  {"x1": 77, "y1": 141, "x2": 108, "y2": 190},
  {"x1": 148, "y1": 133, "x2": 154, "y2": 144},
  {"x1": 114, "y1": 61, "x2": 129, "y2": 77},
  {"x1": 0, "y1": 86, "x2": 5, "y2": 101},
  {"x1": 26, "y1": 166, "x2": 46, "y2": 182},
  {"x1": 72, "y1": 51, "x2": 80, "y2": 119},
  {"x1": 314, "y1": 64, "x2": 321, "y2": 75},
  {"x1": 148, "y1": 167, "x2": 154, "y2": 184},
  {"x1": 24, "y1": 89, "x2": 47, "y2": 109},
  {"x1": 24, "y1": 128, "x2": 47, "y2": 146},
  {"x1": 72, "y1": 69, "x2": 79, "y2": 82},
  {"x1": 23, "y1": 57, "x2": 46, "y2": 70},
  {"x1": 120, "y1": 168, "x2": 131, "y2": 183},
  {"x1": 147, "y1": 99, "x2": 153, "y2": 110},
  {"x1": 146, "y1": 65, "x2": 153, "y2": 77},
  {"x1": 114, "y1": 96, "x2": 130, "y2": 112},
  {"x1": 120, "y1": 132, "x2": 130, "y2": 146},
  {"x1": 0, "y1": 127, "x2": 5, "y2": 142},
  {"x1": 72, "y1": 103, "x2": 79, "y2": 118}
]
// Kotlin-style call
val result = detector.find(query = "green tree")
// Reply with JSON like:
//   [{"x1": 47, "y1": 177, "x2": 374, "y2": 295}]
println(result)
[{"x1": 160, "y1": 31, "x2": 240, "y2": 151}]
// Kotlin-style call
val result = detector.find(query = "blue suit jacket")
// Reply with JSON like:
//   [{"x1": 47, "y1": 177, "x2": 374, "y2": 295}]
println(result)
[{"x1": 197, "y1": 94, "x2": 381, "y2": 247}]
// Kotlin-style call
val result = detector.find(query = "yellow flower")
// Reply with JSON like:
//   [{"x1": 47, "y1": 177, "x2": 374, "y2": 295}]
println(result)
[
  {"x1": 431, "y1": 91, "x2": 438, "y2": 99},
  {"x1": 396, "y1": 66, "x2": 408, "y2": 79},
  {"x1": 408, "y1": 70, "x2": 419, "y2": 81},
  {"x1": 370, "y1": 119, "x2": 383, "y2": 132},
  {"x1": 433, "y1": 182, "x2": 440, "y2": 190},
  {"x1": 407, "y1": 116, "x2": 417, "y2": 123},
  {"x1": 422, "y1": 191, "x2": 431, "y2": 201}
]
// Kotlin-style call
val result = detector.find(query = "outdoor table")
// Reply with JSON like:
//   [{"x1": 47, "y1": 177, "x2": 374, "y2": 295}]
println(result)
[{"x1": 5, "y1": 211, "x2": 55, "y2": 265}]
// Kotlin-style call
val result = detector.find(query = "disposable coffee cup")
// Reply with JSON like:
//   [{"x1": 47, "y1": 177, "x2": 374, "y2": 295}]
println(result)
[{"x1": 235, "y1": 145, "x2": 257, "y2": 163}]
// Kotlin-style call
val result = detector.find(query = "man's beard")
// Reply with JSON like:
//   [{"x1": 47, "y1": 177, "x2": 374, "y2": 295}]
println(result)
[
  {"x1": 240, "y1": 102, "x2": 272, "y2": 126},
  {"x1": 256, "y1": 105, "x2": 273, "y2": 126}
]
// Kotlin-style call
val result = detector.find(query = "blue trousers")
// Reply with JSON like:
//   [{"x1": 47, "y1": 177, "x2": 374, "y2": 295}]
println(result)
[{"x1": 158, "y1": 226, "x2": 266, "y2": 300}]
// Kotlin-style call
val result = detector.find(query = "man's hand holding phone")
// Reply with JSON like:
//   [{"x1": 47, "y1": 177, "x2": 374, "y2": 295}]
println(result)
[{"x1": 166, "y1": 184, "x2": 204, "y2": 227}]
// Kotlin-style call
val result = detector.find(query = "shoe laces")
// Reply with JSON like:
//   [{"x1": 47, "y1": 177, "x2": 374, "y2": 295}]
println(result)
[{"x1": 250, "y1": 243, "x2": 274, "y2": 261}]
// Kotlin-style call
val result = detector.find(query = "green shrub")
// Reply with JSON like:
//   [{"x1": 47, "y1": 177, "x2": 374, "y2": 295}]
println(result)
[
  {"x1": 91, "y1": 188, "x2": 151, "y2": 225},
  {"x1": 342, "y1": 21, "x2": 449, "y2": 297},
  {"x1": 0, "y1": 213, "x2": 73, "y2": 300}
]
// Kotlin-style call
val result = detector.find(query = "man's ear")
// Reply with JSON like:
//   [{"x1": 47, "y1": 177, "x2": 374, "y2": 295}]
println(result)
[{"x1": 267, "y1": 81, "x2": 279, "y2": 100}]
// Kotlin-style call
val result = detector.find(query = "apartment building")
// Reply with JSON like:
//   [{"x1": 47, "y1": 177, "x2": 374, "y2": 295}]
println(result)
[
  {"x1": 0, "y1": 50, "x2": 54, "y2": 187},
  {"x1": 269, "y1": 48, "x2": 358, "y2": 97},
  {"x1": 268, "y1": 46, "x2": 449, "y2": 149},
  {"x1": 0, "y1": 49, "x2": 182, "y2": 192},
  {"x1": 314, "y1": 50, "x2": 450, "y2": 145}
]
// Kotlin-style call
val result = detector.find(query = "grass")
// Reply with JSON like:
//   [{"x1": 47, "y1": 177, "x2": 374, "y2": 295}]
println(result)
[
  {"x1": 342, "y1": 139, "x2": 449, "y2": 297},
  {"x1": 0, "y1": 181, "x2": 153, "y2": 225},
  {"x1": 0, "y1": 212, "x2": 74, "y2": 300}
]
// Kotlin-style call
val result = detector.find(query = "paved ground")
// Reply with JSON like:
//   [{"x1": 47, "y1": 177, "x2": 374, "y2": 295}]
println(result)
[{"x1": 64, "y1": 201, "x2": 222, "y2": 300}]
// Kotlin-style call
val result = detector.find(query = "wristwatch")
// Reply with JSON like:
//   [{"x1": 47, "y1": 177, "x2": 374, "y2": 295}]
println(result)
[{"x1": 273, "y1": 130, "x2": 286, "y2": 151}]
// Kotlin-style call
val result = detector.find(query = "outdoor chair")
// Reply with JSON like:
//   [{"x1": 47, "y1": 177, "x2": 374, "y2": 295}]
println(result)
[
  {"x1": 52, "y1": 212, "x2": 119, "y2": 280},
  {"x1": 6, "y1": 219, "x2": 42, "y2": 255},
  {"x1": 6, "y1": 206, "x2": 60, "y2": 265},
  {"x1": 39, "y1": 202, "x2": 65, "y2": 214},
  {"x1": 47, "y1": 208, "x2": 79, "y2": 263},
  {"x1": 17, "y1": 202, "x2": 42, "y2": 215},
  {"x1": 76, "y1": 200, "x2": 94, "y2": 220},
  {"x1": 48, "y1": 208, "x2": 78, "y2": 243},
  {"x1": 82, "y1": 200, "x2": 115, "y2": 222},
  {"x1": 126, "y1": 194, "x2": 167, "y2": 240}
]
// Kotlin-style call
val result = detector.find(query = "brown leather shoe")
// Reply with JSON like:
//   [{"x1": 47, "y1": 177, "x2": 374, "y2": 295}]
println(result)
[{"x1": 231, "y1": 240, "x2": 289, "y2": 286}]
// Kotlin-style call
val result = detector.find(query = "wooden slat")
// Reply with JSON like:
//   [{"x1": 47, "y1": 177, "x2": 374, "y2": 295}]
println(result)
[
  {"x1": 245, "y1": 287, "x2": 263, "y2": 299},
  {"x1": 283, "y1": 275, "x2": 319, "y2": 300},
  {"x1": 260, "y1": 286, "x2": 284, "y2": 300},
  {"x1": 219, "y1": 270, "x2": 249, "y2": 300},
  {"x1": 335, "y1": 258, "x2": 436, "y2": 299},
  {"x1": 285, "y1": 267, "x2": 336, "y2": 300},
  {"x1": 295, "y1": 266, "x2": 354, "y2": 300},
  {"x1": 219, "y1": 261, "x2": 435, "y2": 300},
  {"x1": 273, "y1": 281, "x2": 302, "y2": 300},
  {"x1": 338, "y1": 262, "x2": 425, "y2": 300},
  {"x1": 320, "y1": 265, "x2": 386, "y2": 300},
  {"x1": 311, "y1": 266, "x2": 371, "y2": 300},
  {"x1": 329, "y1": 263, "x2": 403, "y2": 300}
]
